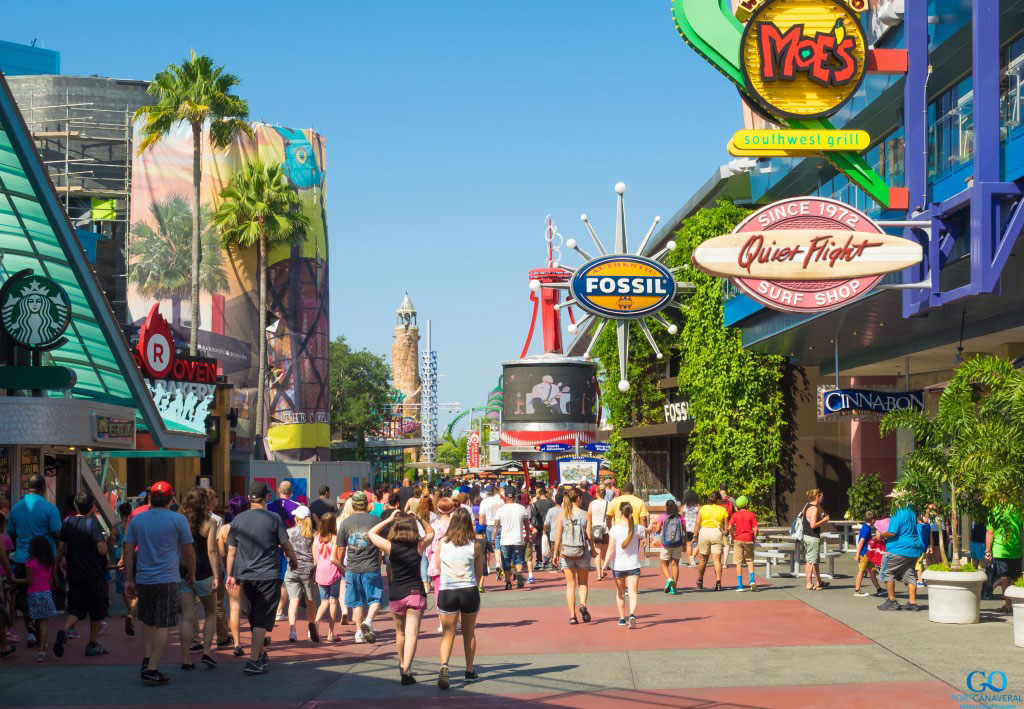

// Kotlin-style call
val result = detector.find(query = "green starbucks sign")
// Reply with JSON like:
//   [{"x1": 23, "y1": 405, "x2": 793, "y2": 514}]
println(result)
[{"x1": 0, "y1": 271, "x2": 71, "y2": 350}]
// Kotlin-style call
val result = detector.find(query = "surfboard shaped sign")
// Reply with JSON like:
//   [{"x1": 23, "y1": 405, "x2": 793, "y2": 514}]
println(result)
[
  {"x1": 569, "y1": 255, "x2": 677, "y2": 320},
  {"x1": 692, "y1": 197, "x2": 922, "y2": 313}
]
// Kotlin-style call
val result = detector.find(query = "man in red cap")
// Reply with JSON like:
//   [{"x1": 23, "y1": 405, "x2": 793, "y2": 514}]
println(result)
[{"x1": 124, "y1": 482, "x2": 194, "y2": 686}]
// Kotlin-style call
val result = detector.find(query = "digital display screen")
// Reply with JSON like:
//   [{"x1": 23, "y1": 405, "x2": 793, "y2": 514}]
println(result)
[{"x1": 502, "y1": 363, "x2": 599, "y2": 424}]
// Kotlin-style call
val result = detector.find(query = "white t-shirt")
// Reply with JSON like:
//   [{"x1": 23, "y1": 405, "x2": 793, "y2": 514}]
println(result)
[
  {"x1": 494, "y1": 502, "x2": 528, "y2": 545},
  {"x1": 480, "y1": 495, "x2": 504, "y2": 525},
  {"x1": 439, "y1": 540, "x2": 477, "y2": 590},
  {"x1": 608, "y1": 523, "x2": 645, "y2": 572}
]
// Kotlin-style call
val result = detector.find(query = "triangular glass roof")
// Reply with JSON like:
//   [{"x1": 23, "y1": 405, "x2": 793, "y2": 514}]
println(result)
[{"x1": 0, "y1": 74, "x2": 203, "y2": 450}]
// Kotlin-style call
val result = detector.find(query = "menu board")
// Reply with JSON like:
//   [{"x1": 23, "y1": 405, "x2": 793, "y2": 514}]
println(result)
[{"x1": 21, "y1": 447, "x2": 39, "y2": 494}]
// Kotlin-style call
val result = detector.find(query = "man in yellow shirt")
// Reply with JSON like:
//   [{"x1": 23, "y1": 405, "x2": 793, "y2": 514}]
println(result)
[{"x1": 607, "y1": 482, "x2": 649, "y2": 528}]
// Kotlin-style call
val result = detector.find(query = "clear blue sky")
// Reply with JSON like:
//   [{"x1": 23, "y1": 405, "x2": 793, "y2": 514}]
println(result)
[{"x1": 10, "y1": 1, "x2": 739, "y2": 431}]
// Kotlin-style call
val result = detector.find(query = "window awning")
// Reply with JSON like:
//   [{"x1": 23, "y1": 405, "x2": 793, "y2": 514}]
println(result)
[{"x1": 0, "y1": 74, "x2": 203, "y2": 450}]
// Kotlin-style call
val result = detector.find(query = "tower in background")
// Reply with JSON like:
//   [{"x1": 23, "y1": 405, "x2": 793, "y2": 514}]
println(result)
[{"x1": 392, "y1": 293, "x2": 422, "y2": 419}]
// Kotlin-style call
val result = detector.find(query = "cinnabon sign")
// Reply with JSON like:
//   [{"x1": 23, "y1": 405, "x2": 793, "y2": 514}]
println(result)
[
  {"x1": 133, "y1": 304, "x2": 218, "y2": 383},
  {"x1": 692, "y1": 198, "x2": 922, "y2": 313}
]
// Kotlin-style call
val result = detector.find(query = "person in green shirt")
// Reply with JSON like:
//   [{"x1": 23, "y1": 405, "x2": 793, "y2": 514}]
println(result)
[{"x1": 986, "y1": 504, "x2": 1024, "y2": 614}]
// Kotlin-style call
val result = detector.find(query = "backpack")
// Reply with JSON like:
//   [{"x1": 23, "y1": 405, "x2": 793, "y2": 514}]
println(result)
[
  {"x1": 560, "y1": 514, "x2": 587, "y2": 558},
  {"x1": 790, "y1": 505, "x2": 806, "y2": 541},
  {"x1": 662, "y1": 514, "x2": 685, "y2": 548}
]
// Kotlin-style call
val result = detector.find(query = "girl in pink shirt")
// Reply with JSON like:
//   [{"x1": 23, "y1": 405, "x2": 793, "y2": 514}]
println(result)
[{"x1": 13, "y1": 536, "x2": 56, "y2": 662}]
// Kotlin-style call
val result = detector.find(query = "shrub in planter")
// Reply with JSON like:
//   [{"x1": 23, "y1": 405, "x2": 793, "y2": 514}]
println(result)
[{"x1": 922, "y1": 563, "x2": 987, "y2": 624}]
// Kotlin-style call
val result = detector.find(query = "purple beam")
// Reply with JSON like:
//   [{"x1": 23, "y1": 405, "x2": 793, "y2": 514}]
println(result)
[
  {"x1": 901, "y1": 0, "x2": 930, "y2": 318},
  {"x1": 972, "y1": 1, "x2": 1000, "y2": 294},
  {"x1": 991, "y1": 184, "x2": 1024, "y2": 283}
]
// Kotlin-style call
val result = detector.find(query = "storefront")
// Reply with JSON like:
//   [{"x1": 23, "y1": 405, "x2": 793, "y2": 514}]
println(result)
[{"x1": 617, "y1": 372, "x2": 693, "y2": 499}]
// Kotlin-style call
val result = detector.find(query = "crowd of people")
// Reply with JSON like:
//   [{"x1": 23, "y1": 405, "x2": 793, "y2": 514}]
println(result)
[{"x1": 3, "y1": 471, "x2": 1021, "y2": 689}]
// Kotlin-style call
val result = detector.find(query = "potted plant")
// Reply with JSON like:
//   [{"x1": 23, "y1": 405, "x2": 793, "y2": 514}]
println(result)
[
  {"x1": 1005, "y1": 578, "x2": 1024, "y2": 646},
  {"x1": 882, "y1": 355, "x2": 1024, "y2": 624}
]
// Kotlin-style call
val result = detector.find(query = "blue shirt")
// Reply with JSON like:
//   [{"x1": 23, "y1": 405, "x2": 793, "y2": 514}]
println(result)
[
  {"x1": 886, "y1": 506, "x2": 926, "y2": 557},
  {"x1": 6, "y1": 493, "x2": 61, "y2": 564},
  {"x1": 917, "y1": 522, "x2": 931, "y2": 550},
  {"x1": 857, "y1": 522, "x2": 872, "y2": 556},
  {"x1": 125, "y1": 507, "x2": 193, "y2": 584}
]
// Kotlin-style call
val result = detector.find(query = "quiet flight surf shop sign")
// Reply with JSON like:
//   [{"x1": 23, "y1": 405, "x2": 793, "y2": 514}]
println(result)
[{"x1": 692, "y1": 197, "x2": 922, "y2": 313}]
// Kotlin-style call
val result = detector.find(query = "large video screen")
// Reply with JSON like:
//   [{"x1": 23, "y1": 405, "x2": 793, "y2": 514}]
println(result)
[{"x1": 503, "y1": 362, "x2": 599, "y2": 424}]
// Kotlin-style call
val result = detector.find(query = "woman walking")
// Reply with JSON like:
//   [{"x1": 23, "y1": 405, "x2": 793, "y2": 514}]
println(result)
[
  {"x1": 587, "y1": 486, "x2": 610, "y2": 580},
  {"x1": 312, "y1": 513, "x2": 344, "y2": 640},
  {"x1": 553, "y1": 488, "x2": 592, "y2": 624},
  {"x1": 601, "y1": 502, "x2": 645, "y2": 628},
  {"x1": 285, "y1": 506, "x2": 318, "y2": 642},
  {"x1": 368, "y1": 513, "x2": 435, "y2": 685},
  {"x1": 436, "y1": 507, "x2": 483, "y2": 690},
  {"x1": 217, "y1": 494, "x2": 248, "y2": 656},
  {"x1": 681, "y1": 490, "x2": 700, "y2": 567},
  {"x1": 653, "y1": 500, "x2": 685, "y2": 594},
  {"x1": 178, "y1": 487, "x2": 219, "y2": 669},
  {"x1": 427, "y1": 498, "x2": 455, "y2": 632},
  {"x1": 693, "y1": 493, "x2": 728, "y2": 591},
  {"x1": 802, "y1": 489, "x2": 830, "y2": 591}
]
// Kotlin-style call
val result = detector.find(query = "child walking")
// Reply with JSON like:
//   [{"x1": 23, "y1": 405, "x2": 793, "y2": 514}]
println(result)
[
  {"x1": 312, "y1": 513, "x2": 343, "y2": 642},
  {"x1": 13, "y1": 536, "x2": 57, "y2": 661}
]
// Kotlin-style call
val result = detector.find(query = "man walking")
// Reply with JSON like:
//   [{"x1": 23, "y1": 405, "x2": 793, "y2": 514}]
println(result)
[
  {"x1": 495, "y1": 488, "x2": 529, "y2": 589},
  {"x1": 337, "y1": 491, "x2": 383, "y2": 644},
  {"x1": 877, "y1": 490, "x2": 926, "y2": 611},
  {"x1": 309, "y1": 485, "x2": 336, "y2": 524},
  {"x1": 53, "y1": 492, "x2": 110, "y2": 658},
  {"x1": 226, "y1": 481, "x2": 298, "y2": 675},
  {"x1": 479, "y1": 484, "x2": 504, "y2": 576},
  {"x1": 986, "y1": 500, "x2": 1023, "y2": 614},
  {"x1": 530, "y1": 487, "x2": 555, "y2": 571},
  {"x1": 124, "y1": 481, "x2": 194, "y2": 685},
  {"x1": 6, "y1": 474, "x2": 62, "y2": 647}
]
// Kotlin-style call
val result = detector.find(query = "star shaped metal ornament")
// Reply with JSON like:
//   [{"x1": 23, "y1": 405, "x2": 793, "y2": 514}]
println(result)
[{"x1": 530, "y1": 182, "x2": 689, "y2": 392}]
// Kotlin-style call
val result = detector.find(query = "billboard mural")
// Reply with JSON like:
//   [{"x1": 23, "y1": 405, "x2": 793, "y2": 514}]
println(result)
[{"x1": 128, "y1": 122, "x2": 329, "y2": 461}]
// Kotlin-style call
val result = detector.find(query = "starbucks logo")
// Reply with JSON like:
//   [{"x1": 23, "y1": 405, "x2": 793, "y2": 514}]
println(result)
[{"x1": 0, "y1": 273, "x2": 71, "y2": 349}]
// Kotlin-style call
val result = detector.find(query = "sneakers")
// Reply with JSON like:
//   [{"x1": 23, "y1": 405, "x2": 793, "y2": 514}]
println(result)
[
  {"x1": 617, "y1": 617, "x2": 627, "y2": 627},
  {"x1": 125, "y1": 616, "x2": 136, "y2": 637},
  {"x1": 664, "y1": 580, "x2": 672, "y2": 593},
  {"x1": 217, "y1": 634, "x2": 233, "y2": 648},
  {"x1": 438, "y1": 664, "x2": 451, "y2": 690},
  {"x1": 878, "y1": 599, "x2": 902, "y2": 611},
  {"x1": 140, "y1": 657, "x2": 150, "y2": 674},
  {"x1": 627, "y1": 614, "x2": 636, "y2": 629},
  {"x1": 904, "y1": 603, "x2": 922, "y2": 612},
  {"x1": 401, "y1": 673, "x2": 416, "y2": 685},
  {"x1": 288, "y1": 629, "x2": 297, "y2": 643},
  {"x1": 527, "y1": 576, "x2": 536, "y2": 584},
  {"x1": 308, "y1": 622, "x2": 319, "y2": 643},
  {"x1": 516, "y1": 573, "x2": 525, "y2": 589},
  {"x1": 465, "y1": 670, "x2": 479, "y2": 680},
  {"x1": 874, "y1": 589, "x2": 888, "y2": 597},
  {"x1": 243, "y1": 659, "x2": 267, "y2": 675},
  {"x1": 181, "y1": 662, "x2": 196, "y2": 670},
  {"x1": 141, "y1": 669, "x2": 170, "y2": 685},
  {"x1": 274, "y1": 613, "x2": 286, "y2": 622},
  {"x1": 53, "y1": 629, "x2": 67, "y2": 658},
  {"x1": 736, "y1": 585, "x2": 746, "y2": 592},
  {"x1": 714, "y1": 581, "x2": 722, "y2": 592},
  {"x1": 201, "y1": 653, "x2": 218, "y2": 669},
  {"x1": 696, "y1": 578, "x2": 703, "y2": 590},
  {"x1": 853, "y1": 590, "x2": 869, "y2": 597},
  {"x1": 354, "y1": 631, "x2": 367, "y2": 644},
  {"x1": 750, "y1": 582, "x2": 757, "y2": 592},
  {"x1": 361, "y1": 623, "x2": 376, "y2": 644},
  {"x1": 66, "y1": 629, "x2": 79, "y2": 640},
  {"x1": 579, "y1": 605, "x2": 591, "y2": 623},
  {"x1": 84, "y1": 642, "x2": 109, "y2": 657},
  {"x1": 233, "y1": 645, "x2": 244, "y2": 657},
  {"x1": 504, "y1": 580, "x2": 513, "y2": 591},
  {"x1": 189, "y1": 642, "x2": 203, "y2": 652}
]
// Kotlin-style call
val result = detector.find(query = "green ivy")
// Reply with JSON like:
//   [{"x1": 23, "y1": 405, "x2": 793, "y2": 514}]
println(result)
[
  {"x1": 846, "y1": 472, "x2": 886, "y2": 521},
  {"x1": 667, "y1": 201, "x2": 785, "y2": 518}
]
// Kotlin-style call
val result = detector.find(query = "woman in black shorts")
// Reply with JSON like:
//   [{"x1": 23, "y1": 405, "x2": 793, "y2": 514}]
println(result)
[{"x1": 436, "y1": 507, "x2": 484, "y2": 690}]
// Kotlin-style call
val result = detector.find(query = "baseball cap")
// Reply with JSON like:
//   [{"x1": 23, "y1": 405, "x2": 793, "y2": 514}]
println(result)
[
  {"x1": 249, "y1": 480, "x2": 271, "y2": 499},
  {"x1": 150, "y1": 481, "x2": 173, "y2": 496},
  {"x1": 293, "y1": 505, "x2": 310, "y2": 520},
  {"x1": 484, "y1": 484, "x2": 494, "y2": 492},
  {"x1": 351, "y1": 491, "x2": 368, "y2": 507}
]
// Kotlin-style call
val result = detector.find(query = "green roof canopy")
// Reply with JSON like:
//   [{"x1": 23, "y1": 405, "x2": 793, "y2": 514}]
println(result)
[{"x1": 0, "y1": 73, "x2": 203, "y2": 450}]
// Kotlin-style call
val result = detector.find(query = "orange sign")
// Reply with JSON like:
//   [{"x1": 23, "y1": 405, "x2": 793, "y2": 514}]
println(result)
[{"x1": 740, "y1": 0, "x2": 867, "y2": 121}]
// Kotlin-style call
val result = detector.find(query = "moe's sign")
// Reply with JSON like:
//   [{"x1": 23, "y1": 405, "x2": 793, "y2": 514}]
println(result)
[
  {"x1": 570, "y1": 255, "x2": 676, "y2": 320},
  {"x1": 693, "y1": 197, "x2": 922, "y2": 313},
  {"x1": 741, "y1": 0, "x2": 867, "y2": 121}
]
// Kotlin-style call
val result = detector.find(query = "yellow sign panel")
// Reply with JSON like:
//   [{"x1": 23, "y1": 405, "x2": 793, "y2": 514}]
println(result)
[
  {"x1": 740, "y1": 0, "x2": 867, "y2": 121},
  {"x1": 729, "y1": 129, "x2": 869, "y2": 155}
]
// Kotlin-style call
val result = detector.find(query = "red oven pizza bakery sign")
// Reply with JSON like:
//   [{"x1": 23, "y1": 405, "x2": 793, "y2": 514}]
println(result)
[
  {"x1": 133, "y1": 303, "x2": 218, "y2": 383},
  {"x1": 692, "y1": 197, "x2": 922, "y2": 313}
]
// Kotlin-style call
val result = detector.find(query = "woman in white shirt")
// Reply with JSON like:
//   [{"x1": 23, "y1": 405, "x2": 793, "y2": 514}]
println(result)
[
  {"x1": 601, "y1": 501, "x2": 644, "y2": 628},
  {"x1": 436, "y1": 507, "x2": 484, "y2": 690},
  {"x1": 587, "y1": 488, "x2": 611, "y2": 580}
]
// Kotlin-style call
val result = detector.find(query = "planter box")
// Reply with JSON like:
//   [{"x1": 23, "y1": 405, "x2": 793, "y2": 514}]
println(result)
[
  {"x1": 922, "y1": 569, "x2": 987, "y2": 624},
  {"x1": 1005, "y1": 586, "x2": 1024, "y2": 646}
]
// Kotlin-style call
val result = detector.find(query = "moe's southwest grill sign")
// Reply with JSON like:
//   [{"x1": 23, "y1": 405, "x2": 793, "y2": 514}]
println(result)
[
  {"x1": 693, "y1": 197, "x2": 922, "y2": 313},
  {"x1": 569, "y1": 255, "x2": 676, "y2": 320},
  {"x1": 741, "y1": 0, "x2": 867, "y2": 121}
]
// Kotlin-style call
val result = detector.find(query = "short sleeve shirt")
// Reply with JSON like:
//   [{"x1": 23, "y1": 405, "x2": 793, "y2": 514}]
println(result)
[
  {"x1": 729, "y1": 509, "x2": 757, "y2": 542},
  {"x1": 60, "y1": 515, "x2": 106, "y2": 582},
  {"x1": 7, "y1": 494, "x2": 61, "y2": 564},
  {"x1": 337, "y1": 512, "x2": 382, "y2": 574},
  {"x1": 124, "y1": 507, "x2": 193, "y2": 584},
  {"x1": 698, "y1": 504, "x2": 729, "y2": 529},
  {"x1": 495, "y1": 503, "x2": 528, "y2": 545},
  {"x1": 227, "y1": 509, "x2": 287, "y2": 581},
  {"x1": 857, "y1": 522, "x2": 872, "y2": 555},
  {"x1": 609, "y1": 494, "x2": 648, "y2": 524},
  {"x1": 988, "y1": 506, "x2": 1024, "y2": 559},
  {"x1": 267, "y1": 497, "x2": 299, "y2": 529}
]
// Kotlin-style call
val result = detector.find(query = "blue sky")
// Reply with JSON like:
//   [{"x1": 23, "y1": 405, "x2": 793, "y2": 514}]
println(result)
[{"x1": 10, "y1": 1, "x2": 739, "y2": 430}]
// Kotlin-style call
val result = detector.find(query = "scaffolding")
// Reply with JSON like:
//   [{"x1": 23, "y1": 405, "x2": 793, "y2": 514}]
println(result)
[{"x1": 20, "y1": 88, "x2": 134, "y2": 322}]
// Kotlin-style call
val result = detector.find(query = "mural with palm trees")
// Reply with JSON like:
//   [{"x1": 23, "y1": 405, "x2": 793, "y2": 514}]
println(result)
[{"x1": 129, "y1": 195, "x2": 229, "y2": 326}]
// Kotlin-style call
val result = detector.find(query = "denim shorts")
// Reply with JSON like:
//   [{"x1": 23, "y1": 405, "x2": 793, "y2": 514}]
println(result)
[
  {"x1": 344, "y1": 571, "x2": 383, "y2": 609},
  {"x1": 500, "y1": 544, "x2": 526, "y2": 570},
  {"x1": 318, "y1": 580, "x2": 341, "y2": 599},
  {"x1": 179, "y1": 576, "x2": 214, "y2": 598},
  {"x1": 613, "y1": 568, "x2": 641, "y2": 578}
]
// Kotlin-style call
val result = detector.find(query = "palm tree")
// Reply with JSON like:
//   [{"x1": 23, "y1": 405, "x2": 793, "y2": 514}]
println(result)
[
  {"x1": 212, "y1": 160, "x2": 309, "y2": 454},
  {"x1": 129, "y1": 195, "x2": 229, "y2": 325},
  {"x1": 881, "y1": 355, "x2": 1024, "y2": 569},
  {"x1": 134, "y1": 50, "x2": 254, "y2": 355}
]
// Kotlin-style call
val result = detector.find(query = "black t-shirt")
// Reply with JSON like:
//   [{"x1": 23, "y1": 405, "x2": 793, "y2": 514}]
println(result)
[
  {"x1": 577, "y1": 490, "x2": 595, "y2": 512},
  {"x1": 309, "y1": 498, "x2": 337, "y2": 520},
  {"x1": 532, "y1": 498, "x2": 555, "y2": 527},
  {"x1": 227, "y1": 509, "x2": 287, "y2": 580},
  {"x1": 396, "y1": 486, "x2": 415, "y2": 510},
  {"x1": 387, "y1": 543, "x2": 424, "y2": 601},
  {"x1": 60, "y1": 515, "x2": 106, "y2": 582}
]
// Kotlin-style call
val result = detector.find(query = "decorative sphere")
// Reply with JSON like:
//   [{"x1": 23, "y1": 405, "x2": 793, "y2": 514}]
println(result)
[
  {"x1": 656, "y1": 353, "x2": 664, "y2": 359},
  {"x1": 567, "y1": 323, "x2": 578, "y2": 334},
  {"x1": 552, "y1": 261, "x2": 559, "y2": 268},
  {"x1": 566, "y1": 238, "x2": 577, "y2": 249},
  {"x1": 529, "y1": 279, "x2": 541, "y2": 291},
  {"x1": 617, "y1": 380, "x2": 630, "y2": 392},
  {"x1": 580, "y1": 214, "x2": 588, "y2": 222},
  {"x1": 667, "y1": 240, "x2": 677, "y2": 250},
  {"x1": 614, "y1": 182, "x2": 626, "y2": 195},
  {"x1": 667, "y1": 324, "x2": 679, "y2": 335}
]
